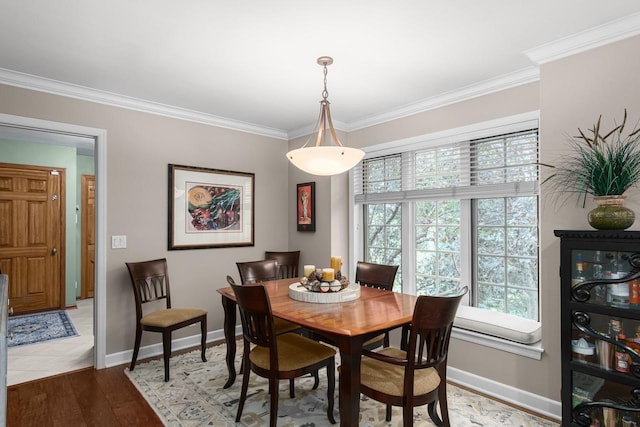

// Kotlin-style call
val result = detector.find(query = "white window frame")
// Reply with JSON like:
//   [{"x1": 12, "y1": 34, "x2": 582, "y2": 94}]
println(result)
[{"x1": 349, "y1": 111, "x2": 543, "y2": 359}]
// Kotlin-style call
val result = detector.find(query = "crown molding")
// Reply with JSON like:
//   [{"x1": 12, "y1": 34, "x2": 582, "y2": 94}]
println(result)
[
  {"x1": 0, "y1": 68, "x2": 288, "y2": 140},
  {"x1": 525, "y1": 12, "x2": 640, "y2": 65},
  {"x1": 288, "y1": 67, "x2": 539, "y2": 139},
  {"x1": 345, "y1": 67, "x2": 540, "y2": 132}
]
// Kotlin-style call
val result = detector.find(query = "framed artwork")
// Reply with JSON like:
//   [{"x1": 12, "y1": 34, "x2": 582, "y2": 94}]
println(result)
[
  {"x1": 168, "y1": 164, "x2": 254, "y2": 250},
  {"x1": 297, "y1": 181, "x2": 315, "y2": 232}
]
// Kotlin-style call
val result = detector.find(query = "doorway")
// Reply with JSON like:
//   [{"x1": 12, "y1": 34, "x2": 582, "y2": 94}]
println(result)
[
  {"x1": 0, "y1": 113, "x2": 107, "y2": 379},
  {"x1": 0, "y1": 163, "x2": 65, "y2": 313}
]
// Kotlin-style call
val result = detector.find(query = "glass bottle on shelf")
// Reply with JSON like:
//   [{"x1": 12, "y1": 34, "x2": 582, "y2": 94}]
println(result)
[
  {"x1": 573, "y1": 254, "x2": 587, "y2": 286},
  {"x1": 614, "y1": 333, "x2": 631, "y2": 373}
]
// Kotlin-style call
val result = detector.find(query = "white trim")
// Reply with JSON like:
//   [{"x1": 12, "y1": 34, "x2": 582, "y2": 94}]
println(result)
[
  {"x1": 448, "y1": 366, "x2": 561, "y2": 421},
  {"x1": 0, "y1": 68, "x2": 287, "y2": 141},
  {"x1": 105, "y1": 326, "x2": 241, "y2": 368},
  {"x1": 288, "y1": 68, "x2": 539, "y2": 139},
  {"x1": 362, "y1": 111, "x2": 539, "y2": 158},
  {"x1": 525, "y1": 12, "x2": 640, "y2": 65},
  {"x1": 0, "y1": 113, "x2": 107, "y2": 369},
  {"x1": 451, "y1": 327, "x2": 544, "y2": 360},
  {"x1": 347, "y1": 68, "x2": 539, "y2": 132}
]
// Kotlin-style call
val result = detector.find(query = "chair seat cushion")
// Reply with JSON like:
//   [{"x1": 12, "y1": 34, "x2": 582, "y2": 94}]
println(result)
[
  {"x1": 250, "y1": 333, "x2": 335, "y2": 371},
  {"x1": 360, "y1": 347, "x2": 440, "y2": 397},
  {"x1": 141, "y1": 308, "x2": 206, "y2": 328}
]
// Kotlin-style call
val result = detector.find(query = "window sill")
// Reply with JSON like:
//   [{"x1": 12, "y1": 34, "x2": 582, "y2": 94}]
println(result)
[
  {"x1": 451, "y1": 327, "x2": 544, "y2": 360},
  {"x1": 452, "y1": 306, "x2": 544, "y2": 360}
]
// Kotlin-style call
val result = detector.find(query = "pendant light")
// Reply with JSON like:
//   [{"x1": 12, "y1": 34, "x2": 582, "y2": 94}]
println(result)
[{"x1": 286, "y1": 56, "x2": 364, "y2": 176}]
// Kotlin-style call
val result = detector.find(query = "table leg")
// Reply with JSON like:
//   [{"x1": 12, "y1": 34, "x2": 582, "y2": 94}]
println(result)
[
  {"x1": 337, "y1": 336, "x2": 363, "y2": 426},
  {"x1": 221, "y1": 295, "x2": 237, "y2": 389}
]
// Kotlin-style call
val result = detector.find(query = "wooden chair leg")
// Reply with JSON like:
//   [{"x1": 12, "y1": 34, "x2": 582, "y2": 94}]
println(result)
[
  {"x1": 200, "y1": 317, "x2": 207, "y2": 362},
  {"x1": 162, "y1": 331, "x2": 172, "y2": 382},
  {"x1": 312, "y1": 370, "x2": 320, "y2": 389},
  {"x1": 404, "y1": 404, "x2": 415, "y2": 427},
  {"x1": 236, "y1": 349, "x2": 251, "y2": 422},
  {"x1": 269, "y1": 377, "x2": 279, "y2": 427},
  {"x1": 130, "y1": 325, "x2": 142, "y2": 371},
  {"x1": 326, "y1": 359, "x2": 336, "y2": 424},
  {"x1": 428, "y1": 400, "x2": 443, "y2": 426},
  {"x1": 289, "y1": 378, "x2": 295, "y2": 398},
  {"x1": 386, "y1": 404, "x2": 392, "y2": 421}
]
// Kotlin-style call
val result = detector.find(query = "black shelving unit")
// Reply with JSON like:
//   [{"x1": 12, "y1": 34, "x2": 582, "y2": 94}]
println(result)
[{"x1": 556, "y1": 230, "x2": 640, "y2": 426}]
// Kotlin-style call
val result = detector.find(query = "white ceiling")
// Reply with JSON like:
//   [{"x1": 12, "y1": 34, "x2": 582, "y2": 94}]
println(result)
[{"x1": 1, "y1": 1, "x2": 640, "y2": 141}]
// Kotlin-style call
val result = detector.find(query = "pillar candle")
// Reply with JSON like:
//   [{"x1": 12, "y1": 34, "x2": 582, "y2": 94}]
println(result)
[
  {"x1": 330, "y1": 256, "x2": 342, "y2": 272},
  {"x1": 322, "y1": 268, "x2": 335, "y2": 282},
  {"x1": 303, "y1": 265, "x2": 316, "y2": 277}
]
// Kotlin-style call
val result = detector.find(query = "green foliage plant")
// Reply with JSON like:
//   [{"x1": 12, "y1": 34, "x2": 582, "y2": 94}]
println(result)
[{"x1": 542, "y1": 110, "x2": 640, "y2": 206}]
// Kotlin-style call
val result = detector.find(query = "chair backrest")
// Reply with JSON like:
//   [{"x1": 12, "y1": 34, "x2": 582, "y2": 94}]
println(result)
[
  {"x1": 405, "y1": 287, "x2": 468, "y2": 374},
  {"x1": 265, "y1": 250, "x2": 300, "y2": 279},
  {"x1": 229, "y1": 279, "x2": 277, "y2": 352},
  {"x1": 126, "y1": 258, "x2": 171, "y2": 320},
  {"x1": 236, "y1": 259, "x2": 278, "y2": 284},
  {"x1": 355, "y1": 261, "x2": 399, "y2": 291}
]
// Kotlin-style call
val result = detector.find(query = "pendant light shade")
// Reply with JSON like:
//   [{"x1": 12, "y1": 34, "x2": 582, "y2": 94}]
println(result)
[{"x1": 287, "y1": 56, "x2": 364, "y2": 176}]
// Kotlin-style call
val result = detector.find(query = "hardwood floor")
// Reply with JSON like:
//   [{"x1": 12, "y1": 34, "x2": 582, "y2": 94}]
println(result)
[{"x1": 7, "y1": 365, "x2": 163, "y2": 427}]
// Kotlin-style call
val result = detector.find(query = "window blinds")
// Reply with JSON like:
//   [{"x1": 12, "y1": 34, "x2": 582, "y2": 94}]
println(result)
[{"x1": 354, "y1": 129, "x2": 538, "y2": 204}]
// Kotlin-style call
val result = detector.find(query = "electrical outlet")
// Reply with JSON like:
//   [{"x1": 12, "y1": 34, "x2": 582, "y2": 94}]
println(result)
[{"x1": 111, "y1": 235, "x2": 127, "y2": 249}]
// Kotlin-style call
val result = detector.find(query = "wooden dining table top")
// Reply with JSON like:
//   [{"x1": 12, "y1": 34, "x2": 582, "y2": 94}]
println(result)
[{"x1": 217, "y1": 277, "x2": 417, "y2": 338}]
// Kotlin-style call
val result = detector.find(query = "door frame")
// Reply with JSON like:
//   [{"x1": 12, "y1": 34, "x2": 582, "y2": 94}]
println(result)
[{"x1": 0, "y1": 113, "x2": 107, "y2": 369}]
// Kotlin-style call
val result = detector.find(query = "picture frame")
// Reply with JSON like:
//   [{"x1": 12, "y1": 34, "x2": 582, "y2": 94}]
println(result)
[
  {"x1": 296, "y1": 182, "x2": 315, "y2": 232},
  {"x1": 168, "y1": 164, "x2": 254, "y2": 250}
]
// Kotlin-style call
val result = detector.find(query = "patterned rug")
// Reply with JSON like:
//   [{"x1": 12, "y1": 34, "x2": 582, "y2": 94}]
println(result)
[
  {"x1": 7, "y1": 310, "x2": 78, "y2": 347},
  {"x1": 125, "y1": 341, "x2": 559, "y2": 427}
]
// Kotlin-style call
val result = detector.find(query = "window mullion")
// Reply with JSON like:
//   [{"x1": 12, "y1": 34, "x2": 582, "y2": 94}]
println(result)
[
  {"x1": 461, "y1": 199, "x2": 472, "y2": 306},
  {"x1": 403, "y1": 200, "x2": 416, "y2": 295}
]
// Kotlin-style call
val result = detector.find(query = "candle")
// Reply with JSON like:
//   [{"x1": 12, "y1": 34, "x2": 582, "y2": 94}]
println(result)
[
  {"x1": 303, "y1": 264, "x2": 316, "y2": 277},
  {"x1": 322, "y1": 268, "x2": 335, "y2": 282},
  {"x1": 330, "y1": 256, "x2": 342, "y2": 273}
]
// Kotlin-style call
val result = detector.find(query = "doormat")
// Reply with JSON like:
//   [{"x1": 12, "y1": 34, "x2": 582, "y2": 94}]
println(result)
[{"x1": 7, "y1": 310, "x2": 78, "y2": 347}]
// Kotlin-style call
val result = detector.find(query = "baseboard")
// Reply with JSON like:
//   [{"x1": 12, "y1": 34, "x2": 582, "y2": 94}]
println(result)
[
  {"x1": 105, "y1": 325, "x2": 242, "y2": 368},
  {"x1": 106, "y1": 326, "x2": 562, "y2": 421},
  {"x1": 447, "y1": 366, "x2": 561, "y2": 421}
]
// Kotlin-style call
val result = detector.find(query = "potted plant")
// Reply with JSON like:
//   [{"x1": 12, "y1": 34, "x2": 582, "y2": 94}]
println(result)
[{"x1": 542, "y1": 110, "x2": 640, "y2": 230}]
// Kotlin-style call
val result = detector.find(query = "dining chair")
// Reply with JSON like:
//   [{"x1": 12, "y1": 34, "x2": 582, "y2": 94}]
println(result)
[
  {"x1": 355, "y1": 261, "x2": 400, "y2": 349},
  {"x1": 359, "y1": 286, "x2": 468, "y2": 426},
  {"x1": 236, "y1": 259, "x2": 278, "y2": 284},
  {"x1": 230, "y1": 264, "x2": 312, "y2": 396},
  {"x1": 235, "y1": 260, "x2": 300, "y2": 336},
  {"x1": 126, "y1": 258, "x2": 207, "y2": 382},
  {"x1": 265, "y1": 250, "x2": 300, "y2": 279},
  {"x1": 230, "y1": 281, "x2": 337, "y2": 426}
]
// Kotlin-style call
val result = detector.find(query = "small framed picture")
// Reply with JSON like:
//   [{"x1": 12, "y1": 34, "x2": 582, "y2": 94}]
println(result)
[
  {"x1": 168, "y1": 164, "x2": 254, "y2": 249},
  {"x1": 297, "y1": 182, "x2": 315, "y2": 232}
]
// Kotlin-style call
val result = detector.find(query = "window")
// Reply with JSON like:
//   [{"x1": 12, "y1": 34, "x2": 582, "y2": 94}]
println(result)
[{"x1": 353, "y1": 119, "x2": 539, "y2": 321}]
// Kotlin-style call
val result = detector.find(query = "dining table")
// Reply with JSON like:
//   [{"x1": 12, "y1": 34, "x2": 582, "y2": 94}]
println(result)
[{"x1": 217, "y1": 277, "x2": 419, "y2": 426}]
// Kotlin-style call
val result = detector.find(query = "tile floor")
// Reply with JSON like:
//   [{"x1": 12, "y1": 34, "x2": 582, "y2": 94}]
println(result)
[{"x1": 7, "y1": 298, "x2": 94, "y2": 386}]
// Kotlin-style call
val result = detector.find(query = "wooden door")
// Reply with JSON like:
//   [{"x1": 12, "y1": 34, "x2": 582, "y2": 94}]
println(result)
[
  {"x1": 0, "y1": 163, "x2": 64, "y2": 314},
  {"x1": 81, "y1": 174, "x2": 95, "y2": 299}
]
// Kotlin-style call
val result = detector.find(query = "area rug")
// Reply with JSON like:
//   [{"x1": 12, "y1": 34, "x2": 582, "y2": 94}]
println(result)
[
  {"x1": 125, "y1": 341, "x2": 559, "y2": 427},
  {"x1": 7, "y1": 310, "x2": 78, "y2": 347}
]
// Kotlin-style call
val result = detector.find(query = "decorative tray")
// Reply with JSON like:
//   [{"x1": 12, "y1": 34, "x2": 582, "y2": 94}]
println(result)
[{"x1": 289, "y1": 282, "x2": 361, "y2": 303}]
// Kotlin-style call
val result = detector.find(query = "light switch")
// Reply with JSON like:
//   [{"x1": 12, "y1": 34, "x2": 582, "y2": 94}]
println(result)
[{"x1": 111, "y1": 235, "x2": 127, "y2": 249}]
